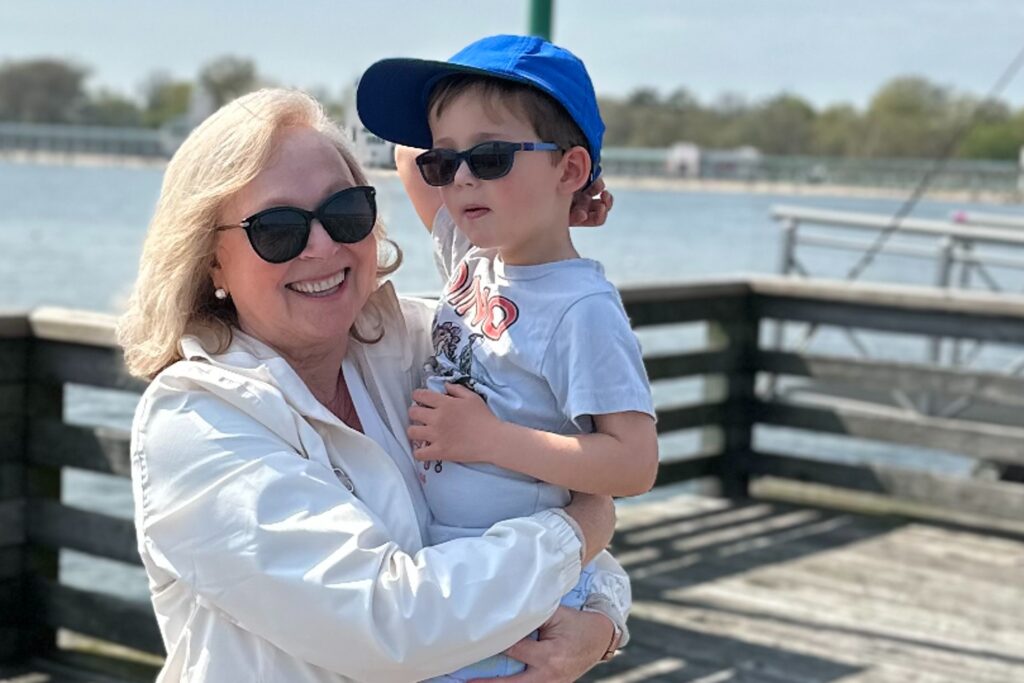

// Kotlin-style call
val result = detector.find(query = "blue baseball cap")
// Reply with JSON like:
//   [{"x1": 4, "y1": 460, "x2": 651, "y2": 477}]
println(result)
[{"x1": 356, "y1": 34, "x2": 604, "y2": 181}]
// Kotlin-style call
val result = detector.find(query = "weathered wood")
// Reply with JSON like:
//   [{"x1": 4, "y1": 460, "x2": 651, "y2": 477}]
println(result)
[
  {"x1": 27, "y1": 420, "x2": 132, "y2": 477},
  {"x1": 773, "y1": 203, "x2": 1024, "y2": 245},
  {"x1": 0, "y1": 339, "x2": 29, "y2": 383},
  {"x1": 654, "y1": 401, "x2": 728, "y2": 434},
  {"x1": 26, "y1": 500, "x2": 140, "y2": 566},
  {"x1": 748, "y1": 451, "x2": 1024, "y2": 520},
  {"x1": 0, "y1": 500, "x2": 25, "y2": 548},
  {"x1": 758, "y1": 350, "x2": 1024, "y2": 409},
  {"x1": 655, "y1": 455, "x2": 719, "y2": 486},
  {"x1": 643, "y1": 348, "x2": 734, "y2": 381},
  {"x1": 623, "y1": 282, "x2": 749, "y2": 328},
  {"x1": 752, "y1": 277, "x2": 1024, "y2": 343},
  {"x1": 31, "y1": 341, "x2": 145, "y2": 393},
  {"x1": 37, "y1": 580, "x2": 163, "y2": 656},
  {"x1": 0, "y1": 312, "x2": 29, "y2": 339},
  {"x1": 27, "y1": 308, "x2": 119, "y2": 348},
  {"x1": 757, "y1": 398, "x2": 1024, "y2": 467},
  {"x1": 704, "y1": 309, "x2": 759, "y2": 498}
]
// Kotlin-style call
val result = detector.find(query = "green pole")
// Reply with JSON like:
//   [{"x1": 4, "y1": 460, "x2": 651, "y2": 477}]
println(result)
[{"x1": 528, "y1": 0, "x2": 553, "y2": 40}]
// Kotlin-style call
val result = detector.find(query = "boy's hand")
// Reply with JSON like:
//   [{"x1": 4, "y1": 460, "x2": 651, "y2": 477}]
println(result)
[
  {"x1": 407, "y1": 384, "x2": 499, "y2": 463},
  {"x1": 570, "y1": 178, "x2": 613, "y2": 227}
]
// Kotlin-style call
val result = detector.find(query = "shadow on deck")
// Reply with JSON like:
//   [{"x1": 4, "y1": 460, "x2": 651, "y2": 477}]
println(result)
[{"x1": 582, "y1": 491, "x2": 1024, "y2": 682}]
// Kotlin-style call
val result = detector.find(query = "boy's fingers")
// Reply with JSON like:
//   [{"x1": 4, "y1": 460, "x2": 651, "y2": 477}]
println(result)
[
  {"x1": 408, "y1": 405, "x2": 432, "y2": 424},
  {"x1": 444, "y1": 382, "x2": 477, "y2": 399},
  {"x1": 406, "y1": 425, "x2": 430, "y2": 445},
  {"x1": 411, "y1": 389, "x2": 445, "y2": 407}
]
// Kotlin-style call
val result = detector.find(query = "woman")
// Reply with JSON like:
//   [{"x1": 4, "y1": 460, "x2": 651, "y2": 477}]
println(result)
[{"x1": 119, "y1": 88, "x2": 626, "y2": 682}]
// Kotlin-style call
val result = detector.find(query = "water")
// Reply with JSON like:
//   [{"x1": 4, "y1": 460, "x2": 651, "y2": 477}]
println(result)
[{"x1": 3, "y1": 160, "x2": 1022, "y2": 599}]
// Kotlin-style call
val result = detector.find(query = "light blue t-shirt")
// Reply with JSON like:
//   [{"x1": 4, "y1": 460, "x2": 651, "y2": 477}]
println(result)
[{"x1": 420, "y1": 208, "x2": 655, "y2": 545}]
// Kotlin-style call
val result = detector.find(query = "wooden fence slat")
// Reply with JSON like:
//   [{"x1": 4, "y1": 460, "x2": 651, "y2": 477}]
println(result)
[
  {"x1": 755, "y1": 294, "x2": 1024, "y2": 344},
  {"x1": 644, "y1": 349, "x2": 734, "y2": 381},
  {"x1": 0, "y1": 500, "x2": 24, "y2": 548},
  {"x1": 655, "y1": 455, "x2": 719, "y2": 486},
  {"x1": 26, "y1": 500, "x2": 140, "y2": 566},
  {"x1": 758, "y1": 350, "x2": 1024, "y2": 408},
  {"x1": 27, "y1": 419, "x2": 131, "y2": 476},
  {"x1": 0, "y1": 339, "x2": 28, "y2": 383},
  {"x1": 656, "y1": 401, "x2": 730, "y2": 433},
  {"x1": 31, "y1": 340, "x2": 145, "y2": 392},
  {"x1": 757, "y1": 398, "x2": 1024, "y2": 467},
  {"x1": 37, "y1": 579, "x2": 164, "y2": 656},
  {"x1": 749, "y1": 451, "x2": 1024, "y2": 521}
]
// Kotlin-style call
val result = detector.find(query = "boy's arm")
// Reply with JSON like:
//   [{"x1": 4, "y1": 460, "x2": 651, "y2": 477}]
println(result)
[
  {"x1": 408, "y1": 386, "x2": 658, "y2": 497},
  {"x1": 395, "y1": 144, "x2": 443, "y2": 232}
]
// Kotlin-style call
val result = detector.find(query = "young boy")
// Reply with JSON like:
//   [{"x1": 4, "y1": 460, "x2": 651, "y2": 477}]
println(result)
[{"x1": 357, "y1": 34, "x2": 658, "y2": 680}]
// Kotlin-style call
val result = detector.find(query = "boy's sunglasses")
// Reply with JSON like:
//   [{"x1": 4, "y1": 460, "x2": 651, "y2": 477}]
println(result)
[
  {"x1": 415, "y1": 141, "x2": 562, "y2": 187},
  {"x1": 215, "y1": 186, "x2": 377, "y2": 264}
]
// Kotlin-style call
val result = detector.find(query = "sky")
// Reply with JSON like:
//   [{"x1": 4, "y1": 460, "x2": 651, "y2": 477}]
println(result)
[{"x1": 2, "y1": 0, "x2": 1024, "y2": 110}]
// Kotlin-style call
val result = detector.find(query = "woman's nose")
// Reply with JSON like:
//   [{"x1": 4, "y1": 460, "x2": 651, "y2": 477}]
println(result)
[{"x1": 301, "y1": 219, "x2": 339, "y2": 257}]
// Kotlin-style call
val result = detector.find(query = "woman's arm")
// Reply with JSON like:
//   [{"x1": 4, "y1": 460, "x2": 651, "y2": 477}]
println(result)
[{"x1": 133, "y1": 386, "x2": 613, "y2": 682}]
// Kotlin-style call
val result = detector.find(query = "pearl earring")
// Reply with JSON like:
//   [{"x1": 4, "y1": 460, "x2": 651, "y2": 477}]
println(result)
[{"x1": 215, "y1": 288, "x2": 228, "y2": 300}]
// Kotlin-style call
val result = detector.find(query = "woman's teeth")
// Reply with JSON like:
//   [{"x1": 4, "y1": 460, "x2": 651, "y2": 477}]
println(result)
[{"x1": 287, "y1": 270, "x2": 347, "y2": 296}]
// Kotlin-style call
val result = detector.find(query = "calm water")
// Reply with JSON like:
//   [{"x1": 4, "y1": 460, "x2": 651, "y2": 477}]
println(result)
[{"x1": 3, "y1": 160, "x2": 1021, "y2": 598}]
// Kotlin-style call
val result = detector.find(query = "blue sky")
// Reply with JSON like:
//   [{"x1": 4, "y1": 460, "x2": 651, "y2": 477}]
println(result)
[{"x1": 3, "y1": 0, "x2": 1024, "y2": 109}]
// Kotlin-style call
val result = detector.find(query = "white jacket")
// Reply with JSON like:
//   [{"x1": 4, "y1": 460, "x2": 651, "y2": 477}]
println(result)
[{"x1": 130, "y1": 283, "x2": 630, "y2": 683}]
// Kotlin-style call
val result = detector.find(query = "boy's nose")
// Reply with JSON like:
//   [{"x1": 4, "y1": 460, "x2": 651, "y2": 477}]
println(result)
[{"x1": 452, "y1": 157, "x2": 476, "y2": 186}]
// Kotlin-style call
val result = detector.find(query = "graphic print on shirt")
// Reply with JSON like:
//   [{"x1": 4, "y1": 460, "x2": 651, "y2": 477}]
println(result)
[{"x1": 420, "y1": 261, "x2": 520, "y2": 476}]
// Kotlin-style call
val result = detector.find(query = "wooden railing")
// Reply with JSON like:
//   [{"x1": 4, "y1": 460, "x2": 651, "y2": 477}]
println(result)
[{"x1": 2, "y1": 276, "x2": 1024, "y2": 671}]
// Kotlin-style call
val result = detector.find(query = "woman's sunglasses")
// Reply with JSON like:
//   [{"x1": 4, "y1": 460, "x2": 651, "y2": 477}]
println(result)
[
  {"x1": 215, "y1": 186, "x2": 377, "y2": 264},
  {"x1": 415, "y1": 141, "x2": 562, "y2": 187}
]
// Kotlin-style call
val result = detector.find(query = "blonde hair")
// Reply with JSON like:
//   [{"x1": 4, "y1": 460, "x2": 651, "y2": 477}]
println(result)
[{"x1": 118, "y1": 88, "x2": 402, "y2": 379}]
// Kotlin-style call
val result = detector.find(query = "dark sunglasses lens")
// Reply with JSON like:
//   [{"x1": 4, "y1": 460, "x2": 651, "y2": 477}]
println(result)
[
  {"x1": 468, "y1": 142, "x2": 514, "y2": 180},
  {"x1": 320, "y1": 187, "x2": 377, "y2": 243},
  {"x1": 417, "y1": 150, "x2": 459, "y2": 186},
  {"x1": 248, "y1": 210, "x2": 309, "y2": 263}
]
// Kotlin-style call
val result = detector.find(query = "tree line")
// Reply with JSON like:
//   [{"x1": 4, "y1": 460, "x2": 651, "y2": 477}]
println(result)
[{"x1": 2, "y1": 56, "x2": 1023, "y2": 160}]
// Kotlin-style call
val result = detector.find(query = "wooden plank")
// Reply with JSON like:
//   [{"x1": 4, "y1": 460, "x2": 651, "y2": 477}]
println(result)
[
  {"x1": 655, "y1": 455, "x2": 718, "y2": 486},
  {"x1": 0, "y1": 384, "x2": 25, "y2": 415},
  {"x1": 748, "y1": 451, "x2": 1024, "y2": 521},
  {"x1": 622, "y1": 281, "x2": 749, "y2": 327},
  {"x1": 0, "y1": 312, "x2": 29, "y2": 339},
  {"x1": 37, "y1": 580, "x2": 163, "y2": 656},
  {"x1": 756, "y1": 399, "x2": 1024, "y2": 466},
  {"x1": 758, "y1": 350, "x2": 1024, "y2": 408},
  {"x1": 31, "y1": 341, "x2": 145, "y2": 392},
  {"x1": 655, "y1": 401, "x2": 728, "y2": 433},
  {"x1": 0, "y1": 500, "x2": 25, "y2": 547},
  {"x1": 0, "y1": 339, "x2": 29, "y2": 382},
  {"x1": 0, "y1": 547, "x2": 22, "y2": 582},
  {"x1": 752, "y1": 278, "x2": 1024, "y2": 344},
  {"x1": 0, "y1": 463, "x2": 23, "y2": 501},
  {"x1": 0, "y1": 416, "x2": 24, "y2": 463},
  {"x1": 643, "y1": 349, "x2": 734, "y2": 381},
  {"x1": 27, "y1": 308, "x2": 119, "y2": 348},
  {"x1": 26, "y1": 501, "x2": 140, "y2": 566},
  {"x1": 705, "y1": 313, "x2": 759, "y2": 497},
  {"x1": 27, "y1": 420, "x2": 131, "y2": 477}
]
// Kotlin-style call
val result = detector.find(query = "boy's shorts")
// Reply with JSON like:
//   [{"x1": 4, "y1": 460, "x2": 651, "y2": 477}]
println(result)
[{"x1": 424, "y1": 563, "x2": 598, "y2": 682}]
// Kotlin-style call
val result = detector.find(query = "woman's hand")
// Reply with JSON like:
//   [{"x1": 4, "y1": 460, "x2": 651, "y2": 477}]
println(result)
[
  {"x1": 470, "y1": 607, "x2": 614, "y2": 682},
  {"x1": 565, "y1": 492, "x2": 616, "y2": 565},
  {"x1": 569, "y1": 178, "x2": 614, "y2": 227}
]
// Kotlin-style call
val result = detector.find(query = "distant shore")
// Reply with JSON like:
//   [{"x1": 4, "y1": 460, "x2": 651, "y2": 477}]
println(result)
[{"x1": 3, "y1": 150, "x2": 1021, "y2": 205}]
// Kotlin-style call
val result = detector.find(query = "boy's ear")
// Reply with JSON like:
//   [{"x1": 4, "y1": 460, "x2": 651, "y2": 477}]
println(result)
[{"x1": 557, "y1": 146, "x2": 592, "y2": 195}]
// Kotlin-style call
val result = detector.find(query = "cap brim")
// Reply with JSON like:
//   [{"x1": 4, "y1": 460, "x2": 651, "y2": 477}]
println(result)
[{"x1": 356, "y1": 58, "x2": 493, "y2": 150}]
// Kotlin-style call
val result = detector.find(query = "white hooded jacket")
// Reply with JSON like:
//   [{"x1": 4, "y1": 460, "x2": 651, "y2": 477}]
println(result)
[{"x1": 130, "y1": 283, "x2": 630, "y2": 682}]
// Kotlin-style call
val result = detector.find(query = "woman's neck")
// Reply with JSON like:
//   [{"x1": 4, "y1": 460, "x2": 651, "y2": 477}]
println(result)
[{"x1": 281, "y1": 340, "x2": 349, "y2": 406}]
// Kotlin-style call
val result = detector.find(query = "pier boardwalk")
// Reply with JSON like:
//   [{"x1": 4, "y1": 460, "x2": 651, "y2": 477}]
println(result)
[{"x1": 2, "y1": 276, "x2": 1023, "y2": 682}]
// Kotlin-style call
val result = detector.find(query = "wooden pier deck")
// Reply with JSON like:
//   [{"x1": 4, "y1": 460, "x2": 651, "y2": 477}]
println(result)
[
  {"x1": 3, "y1": 276, "x2": 1024, "y2": 682},
  {"x1": 584, "y1": 491, "x2": 1024, "y2": 683}
]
